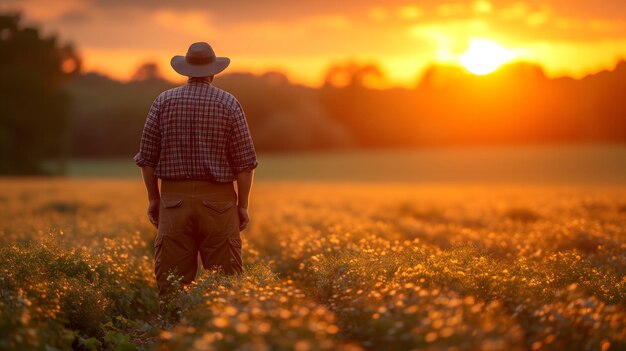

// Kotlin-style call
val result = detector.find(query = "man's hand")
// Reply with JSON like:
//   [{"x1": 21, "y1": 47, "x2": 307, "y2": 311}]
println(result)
[
  {"x1": 140, "y1": 166, "x2": 160, "y2": 228},
  {"x1": 238, "y1": 207, "x2": 250, "y2": 231},
  {"x1": 235, "y1": 170, "x2": 254, "y2": 232},
  {"x1": 147, "y1": 198, "x2": 160, "y2": 228}
]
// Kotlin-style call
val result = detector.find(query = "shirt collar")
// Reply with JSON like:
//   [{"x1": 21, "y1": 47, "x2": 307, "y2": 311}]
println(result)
[{"x1": 187, "y1": 77, "x2": 213, "y2": 86}]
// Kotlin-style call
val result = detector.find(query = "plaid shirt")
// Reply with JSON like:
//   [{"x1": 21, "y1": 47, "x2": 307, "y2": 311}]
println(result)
[{"x1": 134, "y1": 77, "x2": 258, "y2": 182}]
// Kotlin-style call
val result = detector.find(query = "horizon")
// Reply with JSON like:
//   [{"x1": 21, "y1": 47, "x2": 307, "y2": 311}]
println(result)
[
  {"x1": 2, "y1": 0, "x2": 626, "y2": 87},
  {"x1": 81, "y1": 57, "x2": 626, "y2": 89}
]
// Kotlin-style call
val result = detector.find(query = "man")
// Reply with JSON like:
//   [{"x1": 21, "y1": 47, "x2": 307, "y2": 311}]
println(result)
[{"x1": 134, "y1": 42, "x2": 258, "y2": 303}]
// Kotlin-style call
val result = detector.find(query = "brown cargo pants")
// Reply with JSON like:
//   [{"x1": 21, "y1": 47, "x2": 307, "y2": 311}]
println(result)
[{"x1": 154, "y1": 179, "x2": 243, "y2": 299}]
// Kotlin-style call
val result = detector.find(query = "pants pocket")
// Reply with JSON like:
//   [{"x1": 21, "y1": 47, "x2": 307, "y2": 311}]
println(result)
[
  {"x1": 200, "y1": 198, "x2": 237, "y2": 235},
  {"x1": 158, "y1": 196, "x2": 185, "y2": 236},
  {"x1": 200, "y1": 199, "x2": 235, "y2": 213}
]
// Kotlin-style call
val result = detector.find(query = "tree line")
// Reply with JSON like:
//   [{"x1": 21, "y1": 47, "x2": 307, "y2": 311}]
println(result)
[{"x1": 67, "y1": 59, "x2": 626, "y2": 156}]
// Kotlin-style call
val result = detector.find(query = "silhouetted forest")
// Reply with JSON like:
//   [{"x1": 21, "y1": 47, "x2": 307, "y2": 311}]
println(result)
[
  {"x1": 66, "y1": 59, "x2": 626, "y2": 158},
  {"x1": 0, "y1": 13, "x2": 80, "y2": 173}
]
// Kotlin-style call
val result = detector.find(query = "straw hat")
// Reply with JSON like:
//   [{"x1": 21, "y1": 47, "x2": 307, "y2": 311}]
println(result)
[{"x1": 170, "y1": 42, "x2": 230, "y2": 77}]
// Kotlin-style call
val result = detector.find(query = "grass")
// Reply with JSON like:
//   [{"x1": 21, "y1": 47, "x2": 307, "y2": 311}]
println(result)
[
  {"x1": 0, "y1": 179, "x2": 625, "y2": 350},
  {"x1": 51, "y1": 144, "x2": 626, "y2": 184}
]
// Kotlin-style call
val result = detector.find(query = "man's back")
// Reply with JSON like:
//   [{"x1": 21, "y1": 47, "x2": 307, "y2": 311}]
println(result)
[{"x1": 134, "y1": 77, "x2": 258, "y2": 182}]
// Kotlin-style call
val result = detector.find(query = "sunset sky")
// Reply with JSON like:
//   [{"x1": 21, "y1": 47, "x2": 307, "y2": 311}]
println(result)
[{"x1": 2, "y1": 0, "x2": 626, "y2": 86}]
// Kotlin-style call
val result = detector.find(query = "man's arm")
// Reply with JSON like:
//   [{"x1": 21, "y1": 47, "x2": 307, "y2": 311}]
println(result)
[
  {"x1": 235, "y1": 169, "x2": 254, "y2": 231},
  {"x1": 141, "y1": 166, "x2": 160, "y2": 228},
  {"x1": 134, "y1": 95, "x2": 162, "y2": 227},
  {"x1": 227, "y1": 99, "x2": 258, "y2": 231}
]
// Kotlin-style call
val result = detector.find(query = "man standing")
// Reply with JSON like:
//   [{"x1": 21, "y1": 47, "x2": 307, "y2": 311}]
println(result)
[{"x1": 134, "y1": 42, "x2": 258, "y2": 302}]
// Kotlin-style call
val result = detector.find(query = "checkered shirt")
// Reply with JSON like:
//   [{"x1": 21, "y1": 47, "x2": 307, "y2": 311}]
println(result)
[{"x1": 134, "y1": 77, "x2": 258, "y2": 182}]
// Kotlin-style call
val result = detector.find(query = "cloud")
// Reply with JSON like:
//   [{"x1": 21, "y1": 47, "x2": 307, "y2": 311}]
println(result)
[
  {"x1": 368, "y1": 7, "x2": 388, "y2": 21},
  {"x1": 152, "y1": 9, "x2": 215, "y2": 37},
  {"x1": 473, "y1": 1, "x2": 492, "y2": 14},
  {"x1": 523, "y1": 38, "x2": 626, "y2": 78},
  {"x1": 409, "y1": 19, "x2": 493, "y2": 60},
  {"x1": 436, "y1": 3, "x2": 467, "y2": 17},
  {"x1": 0, "y1": 0, "x2": 90, "y2": 22},
  {"x1": 3, "y1": 0, "x2": 626, "y2": 85},
  {"x1": 396, "y1": 5, "x2": 422, "y2": 20},
  {"x1": 57, "y1": 10, "x2": 89, "y2": 23}
]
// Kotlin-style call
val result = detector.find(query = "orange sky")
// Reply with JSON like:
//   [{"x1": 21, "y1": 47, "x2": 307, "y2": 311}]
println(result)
[{"x1": 2, "y1": 0, "x2": 626, "y2": 86}]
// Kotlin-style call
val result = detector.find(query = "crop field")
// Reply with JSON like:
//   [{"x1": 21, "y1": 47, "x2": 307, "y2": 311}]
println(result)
[{"x1": 1, "y1": 179, "x2": 625, "y2": 350}]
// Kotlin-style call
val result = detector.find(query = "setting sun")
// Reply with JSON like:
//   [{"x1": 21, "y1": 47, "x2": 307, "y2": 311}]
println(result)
[{"x1": 460, "y1": 39, "x2": 516, "y2": 76}]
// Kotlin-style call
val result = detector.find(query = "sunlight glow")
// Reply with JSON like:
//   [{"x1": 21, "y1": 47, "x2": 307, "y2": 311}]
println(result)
[{"x1": 460, "y1": 39, "x2": 516, "y2": 75}]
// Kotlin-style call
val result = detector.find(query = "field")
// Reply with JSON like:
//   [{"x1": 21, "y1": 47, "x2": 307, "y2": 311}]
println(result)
[
  {"x1": 1, "y1": 176, "x2": 625, "y2": 351},
  {"x1": 57, "y1": 144, "x2": 626, "y2": 184}
]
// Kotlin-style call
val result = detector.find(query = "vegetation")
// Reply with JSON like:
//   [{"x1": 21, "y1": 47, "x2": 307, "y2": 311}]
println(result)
[
  {"x1": 63, "y1": 59, "x2": 626, "y2": 160},
  {"x1": 0, "y1": 13, "x2": 80, "y2": 174},
  {"x1": 1, "y1": 179, "x2": 625, "y2": 350},
  {"x1": 59, "y1": 57, "x2": 626, "y2": 163}
]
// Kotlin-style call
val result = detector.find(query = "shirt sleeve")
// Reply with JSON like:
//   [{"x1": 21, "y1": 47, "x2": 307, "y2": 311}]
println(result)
[
  {"x1": 133, "y1": 96, "x2": 161, "y2": 168},
  {"x1": 227, "y1": 100, "x2": 258, "y2": 174}
]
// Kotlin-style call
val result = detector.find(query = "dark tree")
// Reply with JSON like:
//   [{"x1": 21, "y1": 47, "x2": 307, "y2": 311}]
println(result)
[
  {"x1": 0, "y1": 12, "x2": 80, "y2": 174},
  {"x1": 131, "y1": 62, "x2": 163, "y2": 82}
]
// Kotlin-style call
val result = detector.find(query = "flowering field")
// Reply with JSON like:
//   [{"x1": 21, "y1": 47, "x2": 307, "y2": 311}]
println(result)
[{"x1": 1, "y1": 179, "x2": 625, "y2": 350}]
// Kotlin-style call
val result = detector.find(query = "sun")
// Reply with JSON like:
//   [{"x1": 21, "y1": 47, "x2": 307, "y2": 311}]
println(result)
[{"x1": 460, "y1": 39, "x2": 516, "y2": 75}]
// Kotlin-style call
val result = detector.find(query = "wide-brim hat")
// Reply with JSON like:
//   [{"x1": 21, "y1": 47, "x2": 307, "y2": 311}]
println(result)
[{"x1": 170, "y1": 42, "x2": 230, "y2": 77}]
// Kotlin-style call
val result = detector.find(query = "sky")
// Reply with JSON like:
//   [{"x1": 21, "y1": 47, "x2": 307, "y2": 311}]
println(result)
[{"x1": 2, "y1": 0, "x2": 626, "y2": 86}]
